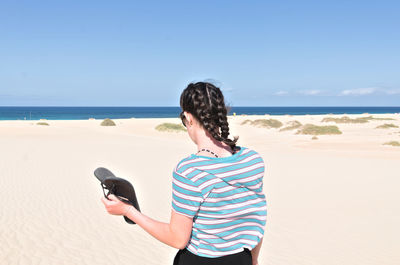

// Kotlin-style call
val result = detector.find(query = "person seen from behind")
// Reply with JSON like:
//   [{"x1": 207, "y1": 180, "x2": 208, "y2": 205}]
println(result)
[{"x1": 102, "y1": 81, "x2": 267, "y2": 265}]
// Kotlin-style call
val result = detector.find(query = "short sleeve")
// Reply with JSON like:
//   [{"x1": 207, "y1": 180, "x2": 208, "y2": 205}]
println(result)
[{"x1": 172, "y1": 167, "x2": 203, "y2": 218}]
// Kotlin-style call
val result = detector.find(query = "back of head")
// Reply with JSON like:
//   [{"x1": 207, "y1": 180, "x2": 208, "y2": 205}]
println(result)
[{"x1": 180, "y1": 82, "x2": 239, "y2": 152}]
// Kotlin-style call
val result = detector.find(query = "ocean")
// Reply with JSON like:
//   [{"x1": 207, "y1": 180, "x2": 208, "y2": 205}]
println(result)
[{"x1": 0, "y1": 106, "x2": 399, "y2": 120}]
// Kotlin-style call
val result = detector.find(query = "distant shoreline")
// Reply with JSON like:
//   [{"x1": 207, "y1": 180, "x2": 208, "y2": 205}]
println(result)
[
  {"x1": 0, "y1": 106, "x2": 399, "y2": 120},
  {"x1": 0, "y1": 113, "x2": 398, "y2": 122}
]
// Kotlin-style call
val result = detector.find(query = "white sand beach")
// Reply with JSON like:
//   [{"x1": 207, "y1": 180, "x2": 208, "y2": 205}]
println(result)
[{"x1": 0, "y1": 113, "x2": 399, "y2": 265}]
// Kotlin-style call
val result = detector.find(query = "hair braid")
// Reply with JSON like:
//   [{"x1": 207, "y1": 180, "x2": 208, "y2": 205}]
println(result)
[{"x1": 180, "y1": 82, "x2": 239, "y2": 152}]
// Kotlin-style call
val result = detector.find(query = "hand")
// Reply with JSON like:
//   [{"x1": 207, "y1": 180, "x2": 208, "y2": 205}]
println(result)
[
  {"x1": 101, "y1": 194, "x2": 131, "y2": 216},
  {"x1": 252, "y1": 260, "x2": 258, "y2": 265}
]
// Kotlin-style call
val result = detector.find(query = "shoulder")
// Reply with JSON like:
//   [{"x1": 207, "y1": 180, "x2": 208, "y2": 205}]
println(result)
[
  {"x1": 172, "y1": 154, "x2": 211, "y2": 186},
  {"x1": 239, "y1": 146, "x2": 265, "y2": 164},
  {"x1": 173, "y1": 153, "x2": 210, "y2": 174},
  {"x1": 172, "y1": 155, "x2": 203, "y2": 193},
  {"x1": 240, "y1": 146, "x2": 261, "y2": 156},
  {"x1": 174, "y1": 155, "x2": 195, "y2": 173}
]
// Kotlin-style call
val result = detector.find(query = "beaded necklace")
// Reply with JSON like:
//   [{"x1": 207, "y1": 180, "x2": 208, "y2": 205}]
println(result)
[
  {"x1": 196, "y1": 148, "x2": 219, "y2": 158},
  {"x1": 197, "y1": 148, "x2": 236, "y2": 158}
]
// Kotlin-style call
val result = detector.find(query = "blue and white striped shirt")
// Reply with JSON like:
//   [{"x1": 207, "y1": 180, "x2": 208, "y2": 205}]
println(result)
[{"x1": 172, "y1": 146, "x2": 267, "y2": 258}]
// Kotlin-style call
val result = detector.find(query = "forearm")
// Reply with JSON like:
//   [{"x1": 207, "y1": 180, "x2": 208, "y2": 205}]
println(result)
[
  {"x1": 124, "y1": 206, "x2": 184, "y2": 249},
  {"x1": 251, "y1": 237, "x2": 263, "y2": 262}
]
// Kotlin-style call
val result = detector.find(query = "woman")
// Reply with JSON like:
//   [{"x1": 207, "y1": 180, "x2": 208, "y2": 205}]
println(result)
[{"x1": 102, "y1": 82, "x2": 267, "y2": 265}]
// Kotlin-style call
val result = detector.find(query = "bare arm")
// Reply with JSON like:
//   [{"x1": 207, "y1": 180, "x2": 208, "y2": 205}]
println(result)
[
  {"x1": 251, "y1": 237, "x2": 263, "y2": 265},
  {"x1": 101, "y1": 194, "x2": 193, "y2": 249}
]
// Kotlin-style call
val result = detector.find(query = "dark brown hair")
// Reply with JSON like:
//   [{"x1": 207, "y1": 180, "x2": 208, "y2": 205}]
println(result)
[{"x1": 180, "y1": 82, "x2": 239, "y2": 152}]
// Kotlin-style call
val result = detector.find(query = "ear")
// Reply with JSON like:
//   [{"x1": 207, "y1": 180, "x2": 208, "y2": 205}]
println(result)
[{"x1": 184, "y1": 111, "x2": 194, "y2": 126}]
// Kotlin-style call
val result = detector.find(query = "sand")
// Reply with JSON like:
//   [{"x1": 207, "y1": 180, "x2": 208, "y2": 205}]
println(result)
[{"x1": 0, "y1": 113, "x2": 399, "y2": 265}]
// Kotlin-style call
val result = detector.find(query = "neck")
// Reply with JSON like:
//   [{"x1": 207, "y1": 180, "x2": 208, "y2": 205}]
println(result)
[{"x1": 195, "y1": 128, "x2": 230, "y2": 152}]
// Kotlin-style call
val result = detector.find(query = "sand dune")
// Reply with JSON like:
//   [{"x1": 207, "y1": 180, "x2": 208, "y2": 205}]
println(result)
[{"x1": 0, "y1": 114, "x2": 399, "y2": 264}]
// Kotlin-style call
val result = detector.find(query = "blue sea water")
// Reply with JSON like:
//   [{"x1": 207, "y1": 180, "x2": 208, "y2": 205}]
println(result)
[{"x1": 0, "y1": 106, "x2": 399, "y2": 120}]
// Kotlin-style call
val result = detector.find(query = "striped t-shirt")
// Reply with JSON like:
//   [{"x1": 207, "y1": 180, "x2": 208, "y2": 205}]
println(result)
[{"x1": 172, "y1": 146, "x2": 267, "y2": 258}]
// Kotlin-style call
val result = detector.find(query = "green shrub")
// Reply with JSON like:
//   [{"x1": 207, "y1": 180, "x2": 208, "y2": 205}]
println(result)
[
  {"x1": 100, "y1": 118, "x2": 116, "y2": 126},
  {"x1": 240, "y1": 119, "x2": 253, "y2": 125},
  {"x1": 155, "y1": 123, "x2": 186, "y2": 132},
  {"x1": 37, "y1": 122, "x2": 49, "y2": 126},
  {"x1": 322, "y1": 115, "x2": 395, "y2": 124},
  {"x1": 372, "y1": 117, "x2": 395, "y2": 121},
  {"x1": 321, "y1": 116, "x2": 371, "y2": 124},
  {"x1": 254, "y1": 119, "x2": 283, "y2": 128},
  {"x1": 376, "y1": 123, "x2": 399, "y2": 129},
  {"x1": 279, "y1": 120, "x2": 302, "y2": 131},
  {"x1": 241, "y1": 119, "x2": 283, "y2": 128},
  {"x1": 383, "y1": 141, "x2": 400, "y2": 147},
  {"x1": 296, "y1": 124, "x2": 342, "y2": 135}
]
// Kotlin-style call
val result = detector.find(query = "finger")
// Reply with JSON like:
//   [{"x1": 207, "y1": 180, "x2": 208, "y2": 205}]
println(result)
[
  {"x1": 101, "y1": 197, "x2": 109, "y2": 205},
  {"x1": 108, "y1": 194, "x2": 120, "y2": 202}
]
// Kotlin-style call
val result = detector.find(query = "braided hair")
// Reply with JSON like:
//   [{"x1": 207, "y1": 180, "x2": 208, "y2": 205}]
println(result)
[{"x1": 180, "y1": 82, "x2": 239, "y2": 152}]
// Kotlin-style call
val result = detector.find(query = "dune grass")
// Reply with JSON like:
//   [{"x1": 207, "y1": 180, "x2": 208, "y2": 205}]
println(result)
[
  {"x1": 375, "y1": 123, "x2": 399, "y2": 129},
  {"x1": 296, "y1": 124, "x2": 342, "y2": 135},
  {"x1": 100, "y1": 118, "x2": 116, "y2": 126},
  {"x1": 383, "y1": 141, "x2": 400, "y2": 147},
  {"x1": 155, "y1": 123, "x2": 186, "y2": 132},
  {"x1": 241, "y1": 119, "x2": 253, "y2": 125},
  {"x1": 321, "y1": 115, "x2": 395, "y2": 124},
  {"x1": 37, "y1": 122, "x2": 49, "y2": 126},
  {"x1": 372, "y1": 117, "x2": 396, "y2": 121},
  {"x1": 241, "y1": 119, "x2": 283, "y2": 128},
  {"x1": 279, "y1": 120, "x2": 302, "y2": 131},
  {"x1": 321, "y1": 116, "x2": 371, "y2": 123},
  {"x1": 311, "y1": 136, "x2": 318, "y2": 140}
]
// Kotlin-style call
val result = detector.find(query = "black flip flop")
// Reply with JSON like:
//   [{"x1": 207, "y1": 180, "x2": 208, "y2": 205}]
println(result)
[{"x1": 94, "y1": 167, "x2": 141, "y2": 224}]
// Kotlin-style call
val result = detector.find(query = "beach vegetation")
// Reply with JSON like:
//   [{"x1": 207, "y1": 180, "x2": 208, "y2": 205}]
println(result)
[
  {"x1": 322, "y1": 115, "x2": 395, "y2": 124},
  {"x1": 240, "y1": 119, "x2": 253, "y2": 125},
  {"x1": 155, "y1": 123, "x2": 186, "y2": 132},
  {"x1": 296, "y1": 124, "x2": 342, "y2": 135},
  {"x1": 321, "y1": 116, "x2": 371, "y2": 123},
  {"x1": 311, "y1": 136, "x2": 318, "y2": 140},
  {"x1": 279, "y1": 120, "x2": 302, "y2": 131},
  {"x1": 376, "y1": 123, "x2": 399, "y2": 129},
  {"x1": 383, "y1": 141, "x2": 400, "y2": 147},
  {"x1": 372, "y1": 117, "x2": 396, "y2": 121},
  {"x1": 241, "y1": 119, "x2": 283, "y2": 128},
  {"x1": 101, "y1": 118, "x2": 116, "y2": 126},
  {"x1": 37, "y1": 122, "x2": 49, "y2": 126}
]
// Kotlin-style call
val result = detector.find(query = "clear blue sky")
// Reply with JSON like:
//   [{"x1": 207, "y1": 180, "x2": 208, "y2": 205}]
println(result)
[{"x1": 1, "y1": 0, "x2": 399, "y2": 106}]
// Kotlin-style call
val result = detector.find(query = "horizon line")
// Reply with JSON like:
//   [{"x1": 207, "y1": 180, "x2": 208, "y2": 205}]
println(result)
[{"x1": 1, "y1": 105, "x2": 400, "y2": 108}]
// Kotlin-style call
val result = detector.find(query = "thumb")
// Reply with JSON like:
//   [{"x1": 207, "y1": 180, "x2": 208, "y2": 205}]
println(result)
[{"x1": 107, "y1": 194, "x2": 120, "y2": 202}]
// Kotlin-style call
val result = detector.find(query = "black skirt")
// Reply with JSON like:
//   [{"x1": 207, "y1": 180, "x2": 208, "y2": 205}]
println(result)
[{"x1": 173, "y1": 248, "x2": 252, "y2": 265}]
